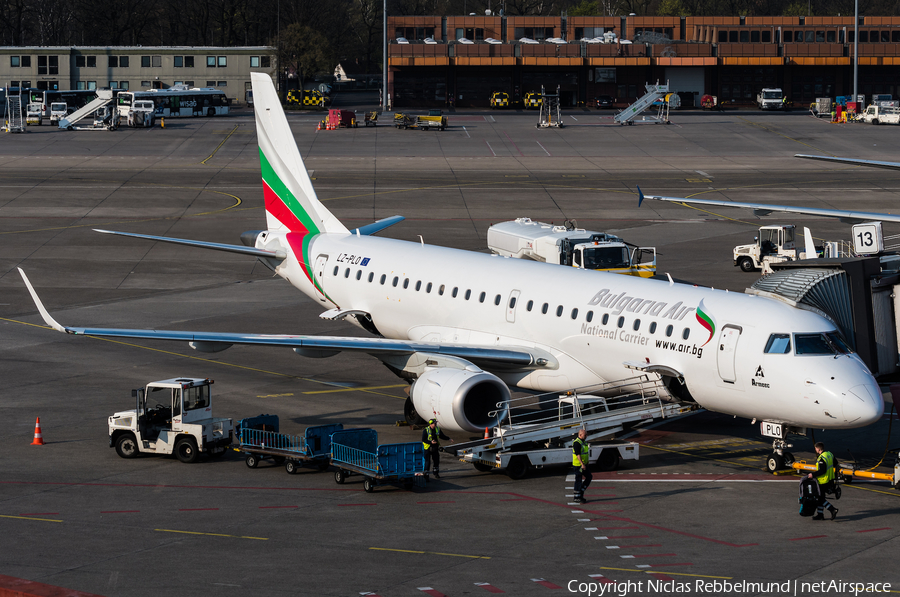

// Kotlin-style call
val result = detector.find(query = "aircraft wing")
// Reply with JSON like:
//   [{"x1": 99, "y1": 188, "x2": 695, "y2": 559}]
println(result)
[
  {"x1": 636, "y1": 186, "x2": 900, "y2": 224},
  {"x1": 18, "y1": 268, "x2": 553, "y2": 372},
  {"x1": 795, "y1": 154, "x2": 900, "y2": 171}
]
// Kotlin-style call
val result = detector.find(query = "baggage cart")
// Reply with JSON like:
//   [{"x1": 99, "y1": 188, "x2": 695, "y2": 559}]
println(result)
[
  {"x1": 330, "y1": 428, "x2": 426, "y2": 492},
  {"x1": 364, "y1": 111, "x2": 378, "y2": 126},
  {"x1": 236, "y1": 414, "x2": 341, "y2": 474}
]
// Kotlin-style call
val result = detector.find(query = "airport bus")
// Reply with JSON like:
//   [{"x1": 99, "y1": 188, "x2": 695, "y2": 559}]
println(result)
[
  {"x1": 116, "y1": 86, "x2": 229, "y2": 118},
  {"x1": 28, "y1": 89, "x2": 100, "y2": 117}
]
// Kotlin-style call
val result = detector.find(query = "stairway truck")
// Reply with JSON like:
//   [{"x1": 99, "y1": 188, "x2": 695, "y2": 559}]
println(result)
[
  {"x1": 490, "y1": 441, "x2": 639, "y2": 479},
  {"x1": 108, "y1": 377, "x2": 233, "y2": 463},
  {"x1": 487, "y1": 217, "x2": 656, "y2": 277},
  {"x1": 757, "y1": 88, "x2": 785, "y2": 110}
]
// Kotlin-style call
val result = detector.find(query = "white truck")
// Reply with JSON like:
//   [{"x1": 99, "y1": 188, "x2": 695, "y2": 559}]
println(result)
[
  {"x1": 25, "y1": 102, "x2": 43, "y2": 125},
  {"x1": 49, "y1": 102, "x2": 68, "y2": 124},
  {"x1": 108, "y1": 377, "x2": 233, "y2": 463},
  {"x1": 862, "y1": 104, "x2": 900, "y2": 125},
  {"x1": 487, "y1": 218, "x2": 657, "y2": 277},
  {"x1": 733, "y1": 225, "x2": 820, "y2": 273},
  {"x1": 127, "y1": 100, "x2": 156, "y2": 128},
  {"x1": 757, "y1": 88, "x2": 784, "y2": 110}
]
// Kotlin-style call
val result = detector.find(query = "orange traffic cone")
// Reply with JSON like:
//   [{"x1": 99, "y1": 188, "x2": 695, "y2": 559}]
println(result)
[
  {"x1": 31, "y1": 417, "x2": 44, "y2": 445},
  {"x1": 484, "y1": 427, "x2": 490, "y2": 439},
  {"x1": 317, "y1": 121, "x2": 322, "y2": 131}
]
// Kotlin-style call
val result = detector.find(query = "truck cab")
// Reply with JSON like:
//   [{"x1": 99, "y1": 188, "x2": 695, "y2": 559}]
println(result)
[
  {"x1": 863, "y1": 104, "x2": 900, "y2": 125},
  {"x1": 25, "y1": 102, "x2": 43, "y2": 125},
  {"x1": 757, "y1": 88, "x2": 784, "y2": 110},
  {"x1": 127, "y1": 100, "x2": 156, "y2": 127},
  {"x1": 108, "y1": 377, "x2": 232, "y2": 463},
  {"x1": 734, "y1": 225, "x2": 807, "y2": 272},
  {"x1": 49, "y1": 102, "x2": 68, "y2": 124}
]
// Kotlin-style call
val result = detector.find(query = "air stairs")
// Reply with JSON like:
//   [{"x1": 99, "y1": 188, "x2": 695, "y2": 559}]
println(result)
[
  {"x1": 614, "y1": 81, "x2": 670, "y2": 125},
  {"x1": 451, "y1": 374, "x2": 695, "y2": 478},
  {"x1": 59, "y1": 89, "x2": 118, "y2": 130},
  {"x1": 537, "y1": 85, "x2": 564, "y2": 128},
  {"x1": 3, "y1": 93, "x2": 25, "y2": 132}
]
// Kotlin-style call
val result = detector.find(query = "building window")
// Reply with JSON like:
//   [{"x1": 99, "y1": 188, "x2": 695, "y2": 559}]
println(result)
[
  {"x1": 120, "y1": 56, "x2": 129, "y2": 67},
  {"x1": 729, "y1": 30, "x2": 738, "y2": 42},
  {"x1": 206, "y1": 80, "x2": 216, "y2": 87},
  {"x1": 76, "y1": 81, "x2": 85, "y2": 90},
  {"x1": 784, "y1": 31, "x2": 793, "y2": 42},
  {"x1": 740, "y1": 30, "x2": 749, "y2": 42},
  {"x1": 76, "y1": 56, "x2": 85, "y2": 67},
  {"x1": 217, "y1": 80, "x2": 227, "y2": 87},
  {"x1": 184, "y1": 80, "x2": 194, "y2": 87},
  {"x1": 261, "y1": 56, "x2": 270, "y2": 67},
  {"x1": 207, "y1": 56, "x2": 216, "y2": 67},
  {"x1": 251, "y1": 56, "x2": 260, "y2": 68},
  {"x1": 805, "y1": 30, "x2": 814, "y2": 42},
  {"x1": 108, "y1": 56, "x2": 118, "y2": 67},
  {"x1": 141, "y1": 56, "x2": 150, "y2": 67},
  {"x1": 718, "y1": 31, "x2": 727, "y2": 42},
  {"x1": 22, "y1": 56, "x2": 31, "y2": 67},
  {"x1": 750, "y1": 30, "x2": 760, "y2": 43},
  {"x1": 827, "y1": 31, "x2": 836, "y2": 42},
  {"x1": 38, "y1": 56, "x2": 57, "y2": 75},
  {"x1": 108, "y1": 80, "x2": 117, "y2": 88},
  {"x1": 173, "y1": 81, "x2": 183, "y2": 86},
  {"x1": 120, "y1": 81, "x2": 129, "y2": 90},
  {"x1": 10, "y1": 80, "x2": 19, "y2": 87},
  {"x1": 141, "y1": 80, "x2": 151, "y2": 87},
  {"x1": 217, "y1": 56, "x2": 227, "y2": 67},
  {"x1": 152, "y1": 55, "x2": 161, "y2": 67},
  {"x1": 174, "y1": 56, "x2": 183, "y2": 67},
  {"x1": 762, "y1": 30, "x2": 771, "y2": 42},
  {"x1": 88, "y1": 56, "x2": 96, "y2": 67},
  {"x1": 185, "y1": 56, "x2": 194, "y2": 68},
  {"x1": 10, "y1": 56, "x2": 20, "y2": 67}
]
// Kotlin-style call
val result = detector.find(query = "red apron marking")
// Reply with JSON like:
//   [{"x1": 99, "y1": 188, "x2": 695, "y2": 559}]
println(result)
[
  {"x1": 603, "y1": 535, "x2": 649, "y2": 539},
  {"x1": 531, "y1": 578, "x2": 562, "y2": 589},
  {"x1": 339, "y1": 503, "x2": 378, "y2": 507},
  {"x1": 259, "y1": 505, "x2": 299, "y2": 509},
  {"x1": 475, "y1": 582, "x2": 505, "y2": 593},
  {"x1": 789, "y1": 535, "x2": 827, "y2": 541},
  {"x1": 100, "y1": 510, "x2": 139, "y2": 513},
  {"x1": 417, "y1": 501, "x2": 456, "y2": 504},
  {"x1": 418, "y1": 588, "x2": 446, "y2": 597},
  {"x1": 857, "y1": 527, "x2": 891, "y2": 533},
  {"x1": 179, "y1": 508, "x2": 219, "y2": 511}
]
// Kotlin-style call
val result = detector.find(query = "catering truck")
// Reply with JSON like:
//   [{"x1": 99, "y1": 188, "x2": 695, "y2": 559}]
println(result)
[{"x1": 487, "y1": 218, "x2": 656, "y2": 277}]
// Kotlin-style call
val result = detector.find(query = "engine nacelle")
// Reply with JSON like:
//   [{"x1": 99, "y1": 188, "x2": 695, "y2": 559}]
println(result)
[{"x1": 410, "y1": 367, "x2": 510, "y2": 433}]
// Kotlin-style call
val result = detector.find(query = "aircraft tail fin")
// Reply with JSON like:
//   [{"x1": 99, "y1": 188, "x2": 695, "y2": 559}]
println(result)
[{"x1": 252, "y1": 73, "x2": 348, "y2": 235}]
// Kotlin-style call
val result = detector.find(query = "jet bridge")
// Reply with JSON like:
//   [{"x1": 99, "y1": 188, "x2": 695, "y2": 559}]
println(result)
[{"x1": 451, "y1": 374, "x2": 694, "y2": 479}]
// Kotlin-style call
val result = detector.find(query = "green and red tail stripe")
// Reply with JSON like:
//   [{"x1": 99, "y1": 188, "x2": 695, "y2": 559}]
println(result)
[{"x1": 696, "y1": 301, "x2": 715, "y2": 347}]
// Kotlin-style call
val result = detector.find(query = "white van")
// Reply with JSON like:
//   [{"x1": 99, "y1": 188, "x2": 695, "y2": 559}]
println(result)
[{"x1": 49, "y1": 102, "x2": 68, "y2": 124}]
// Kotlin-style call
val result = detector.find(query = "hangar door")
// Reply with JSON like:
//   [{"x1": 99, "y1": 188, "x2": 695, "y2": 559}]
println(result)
[{"x1": 664, "y1": 67, "x2": 705, "y2": 107}]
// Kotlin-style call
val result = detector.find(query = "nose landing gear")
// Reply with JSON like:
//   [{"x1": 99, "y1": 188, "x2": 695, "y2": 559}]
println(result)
[{"x1": 766, "y1": 439, "x2": 795, "y2": 473}]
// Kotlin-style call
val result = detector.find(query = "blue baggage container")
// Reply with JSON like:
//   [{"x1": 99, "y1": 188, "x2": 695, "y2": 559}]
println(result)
[
  {"x1": 237, "y1": 415, "x2": 342, "y2": 475},
  {"x1": 331, "y1": 429, "x2": 425, "y2": 492}
]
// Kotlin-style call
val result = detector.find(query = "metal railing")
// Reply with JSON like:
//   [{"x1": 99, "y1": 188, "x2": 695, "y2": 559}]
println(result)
[
  {"x1": 240, "y1": 428, "x2": 307, "y2": 454},
  {"x1": 332, "y1": 443, "x2": 379, "y2": 474}
]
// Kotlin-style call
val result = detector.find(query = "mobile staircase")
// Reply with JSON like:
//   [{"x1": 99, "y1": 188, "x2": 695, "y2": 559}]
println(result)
[
  {"x1": 614, "y1": 81, "x2": 670, "y2": 125},
  {"x1": 451, "y1": 374, "x2": 695, "y2": 479},
  {"x1": 59, "y1": 89, "x2": 117, "y2": 130},
  {"x1": 3, "y1": 93, "x2": 25, "y2": 133},
  {"x1": 537, "y1": 85, "x2": 564, "y2": 128}
]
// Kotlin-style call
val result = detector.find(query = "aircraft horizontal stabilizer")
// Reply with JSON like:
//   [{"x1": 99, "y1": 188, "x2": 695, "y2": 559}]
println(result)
[
  {"x1": 351, "y1": 215, "x2": 405, "y2": 236},
  {"x1": 17, "y1": 268, "x2": 555, "y2": 371},
  {"x1": 94, "y1": 229, "x2": 286, "y2": 259}
]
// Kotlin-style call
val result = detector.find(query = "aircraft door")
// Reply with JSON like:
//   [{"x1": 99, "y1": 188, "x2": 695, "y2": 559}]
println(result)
[
  {"x1": 716, "y1": 325, "x2": 742, "y2": 383},
  {"x1": 313, "y1": 254, "x2": 329, "y2": 302},
  {"x1": 506, "y1": 290, "x2": 521, "y2": 323}
]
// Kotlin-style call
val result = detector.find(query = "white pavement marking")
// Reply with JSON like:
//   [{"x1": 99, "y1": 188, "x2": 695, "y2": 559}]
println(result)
[
  {"x1": 606, "y1": 546, "x2": 620, "y2": 549},
  {"x1": 594, "y1": 536, "x2": 608, "y2": 540},
  {"x1": 463, "y1": 126, "x2": 470, "y2": 138},
  {"x1": 585, "y1": 527, "x2": 598, "y2": 530},
  {"x1": 570, "y1": 116, "x2": 578, "y2": 121},
  {"x1": 485, "y1": 141, "x2": 496, "y2": 157},
  {"x1": 536, "y1": 141, "x2": 551, "y2": 156},
  {"x1": 571, "y1": 510, "x2": 584, "y2": 513},
  {"x1": 695, "y1": 170, "x2": 712, "y2": 177}
]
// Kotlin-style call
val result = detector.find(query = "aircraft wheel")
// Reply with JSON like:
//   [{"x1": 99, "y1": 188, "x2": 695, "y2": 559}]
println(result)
[
  {"x1": 765, "y1": 452, "x2": 784, "y2": 473},
  {"x1": 783, "y1": 451, "x2": 795, "y2": 465},
  {"x1": 404, "y1": 397, "x2": 426, "y2": 426},
  {"x1": 738, "y1": 257, "x2": 756, "y2": 272}
]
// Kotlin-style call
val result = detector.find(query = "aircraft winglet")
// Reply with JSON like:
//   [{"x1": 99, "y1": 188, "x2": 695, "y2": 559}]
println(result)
[
  {"x1": 637, "y1": 185, "x2": 645, "y2": 207},
  {"x1": 17, "y1": 268, "x2": 67, "y2": 333}
]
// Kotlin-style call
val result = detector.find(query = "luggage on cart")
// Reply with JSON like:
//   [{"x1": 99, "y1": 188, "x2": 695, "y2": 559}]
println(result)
[
  {"x1": 236, "y1": 414, "x2": 341, "y2": 474},
  {"x1": 798, "y1": 476, "x2": 821, "y2": 516},
  {"x1": 330, "y1": 428, "x2": 426, "y2": 492}
]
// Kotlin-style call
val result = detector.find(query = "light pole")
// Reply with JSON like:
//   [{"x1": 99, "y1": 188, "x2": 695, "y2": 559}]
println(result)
[
  {"x1": 853, "y1": 0, "x2": 858, "y2": 104},
  {"x1": 383, "y1": 0, "x2": 388, "y2": 111}
]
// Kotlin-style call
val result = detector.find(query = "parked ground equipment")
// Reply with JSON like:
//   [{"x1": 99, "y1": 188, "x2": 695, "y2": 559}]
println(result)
[
  {"x1": 614, "y1": 82, "x2": 670, "y2": 125},
  {"x1": 364, "y1": 111, "x2": 378, "y2": 126},
  {"x1": 488, "y1": 217, "x2": 656, "y2": 276},
  {"x1": 49, "y1": 102, "x2": 67, "y2": 124},
  {"x1": 3, "y1": 92, "x2": 25, "y2": 132},
  {"x1": 394, "y1": 109, "x2": 447, "y2": 130},
  {"x1": 108, "y1": 377, "x2": 232, "y2": 463},
  {"x1": 452, "y1": 383, "x2": 692, "y2": 479},
  {"x1": 25, "y1": 102, "x2": 43, "y2": 125},
  {"x1": 236, "y1": 414, "x2": 341, "y2": 474},
  {"x1": 491, "y1": 91, "x2": 510, "y2": 108},
  {"x1": 863, "y1": 104, "x2": 900, "y2": 125},
  {"x1": 733, "y1": 225, "x2": 823, "y2": 273},
  {"x1": 325, "y1": 109, "x2": 357, "y2": 129},
  {"x1": 524, "y1": 91, "x2": 542, "y2": 109},
  {"x1": 330, "y1": 428, "x2": 426, "y2": 492},
  {"x1": 757, "y1": 88, "x2": 785, "y2": 110},
  {"x1": 537, "y1": 85, "x2": 563, "y2": 128},
  {"x1": 127, "y1": 100, "x2": 155, "y2": 128}
]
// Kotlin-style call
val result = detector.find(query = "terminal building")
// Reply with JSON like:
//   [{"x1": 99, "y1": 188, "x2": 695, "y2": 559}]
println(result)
[
  {"x1": 387, "y1": 15, "x2": 900, "y2": 107},
  {"x1": 0, "y1": 46, "x2": 276, "y2": 104}
]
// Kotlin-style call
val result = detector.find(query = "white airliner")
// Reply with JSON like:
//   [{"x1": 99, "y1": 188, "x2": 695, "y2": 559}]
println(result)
[{"x1": 18, "y1": 74, "x2": 884, "y2": 442}]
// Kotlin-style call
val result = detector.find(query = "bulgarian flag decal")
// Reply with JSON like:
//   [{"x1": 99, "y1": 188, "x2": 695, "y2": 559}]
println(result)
[{"x1": 696, "y1": 300, "x2": 715, "y2": 347}]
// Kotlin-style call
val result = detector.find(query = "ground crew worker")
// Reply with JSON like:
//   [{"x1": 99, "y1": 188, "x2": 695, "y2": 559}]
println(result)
[
  {"x1": 422, "y1": 419, "x2": 451, "y2": 480},
  {"x1": 573, "y1": 429, "x2": 592, "y2": 504},
  {"x1": 808, "y1": 442, "x2": 839, "y2": 520}
]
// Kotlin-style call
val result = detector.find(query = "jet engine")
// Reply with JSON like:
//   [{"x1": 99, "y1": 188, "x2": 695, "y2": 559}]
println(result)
[{"x1": 409, "y1": 367, "x2": 510, "y2": 433}]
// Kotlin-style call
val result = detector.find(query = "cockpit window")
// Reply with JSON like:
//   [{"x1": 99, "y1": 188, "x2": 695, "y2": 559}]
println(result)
[
  {"x1": 794, "y1": 332, "x2": 852, "y2": 355},
  {"x1": 764, "y1": 334, "x2": 791, "y2": 354}
]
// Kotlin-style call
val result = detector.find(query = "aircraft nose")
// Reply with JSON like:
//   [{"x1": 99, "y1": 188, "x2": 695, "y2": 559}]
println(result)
[{"x1": 844, "y1": 381, "x2": 884, "y2": 426}]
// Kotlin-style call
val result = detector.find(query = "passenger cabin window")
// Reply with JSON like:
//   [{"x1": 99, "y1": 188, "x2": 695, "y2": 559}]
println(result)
[
  {"x1": 602, "y1": 313, "x2": 609, "y2": 325},
  {"x1": 438, "y1": 284, "x2": 444, "y2": 295},
  {"x1": 452, "y1": 287, "x2": 458, "y2": 297},
  {"x1": 617, "y1": 316, "x2": 625, "y2": 328},
  {"x1": 527, "y1": 300, "x2": 533, "y2": 311},
  {"x1": 426, "y1": 282, "x2": 432, "y2": 293},
  {"x1": 633, "y1": 319, "x2": 640, "y2": 331},
  {"x1": 586, "y1": 311, "x2": 593, "y2": 322},
  {"x1": 368, "y1": 273, "x2": 374, "y2": 282},
  {"x1": 380, "y1": 274, "x2": 386, "y2": 285},
  {"x1": 649, "y1": 322, "x2": 657, "y2": 333},
  {"x1": 765, "y1": 334, "x2": 791, "y2": 354},
  {"x1": 479, "y1": 292, "x2": 486, "y2": 303},
  {"x1": 333, "y1": 266, "x2": 339, "y2": 276},
  {"x1": 682, "y1": 328, "x2": 690, "y2": 340},
  {"x1": 542, "y1": 303, "x2": 549, "y2": 314},
  {"x1": 344, "y1": 268, "x2": 350, "y2": 278},
  {"x1": 495, "y1": 294, "x2": 501, "y2": 306},
  {"x1": 392, "y1": 276, "x2": 399, "y2": 287},
  {"x1": 356, "y1": 270, "x2": 362, "y2": 280},
  {"x1": 556, "y1": 305, "x2": 563, "y2": 317},
  {"x1": 403, "y1": 278, "x2": 409, "y2": 289},
  {"x1": 571, "y1": 308, "x2": 578, "y2": 320},
  {"x1": 415, "y1": 281, "x2": 421, "y2": 291},
  {"x1": 465, "y1": 289, "x2": 471, "y2": 300},
  {"x1": 666, "y1": 324, "x2": 674, "y2": 337},
  {"x1": 509, "y1": 296, "x2": 516, "y2": 308}
]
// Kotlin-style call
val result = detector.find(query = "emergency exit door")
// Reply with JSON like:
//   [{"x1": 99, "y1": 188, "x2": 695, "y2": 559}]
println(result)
[
  {"x1": 717, "y1": 325, "x2": 742, "y2": 383},
  {"x1": 506, "y1": 290, "x2": 521, "y2": 323},
  {"x1": 313, "y1": 255, "x2": 329, "y2": 302}
]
